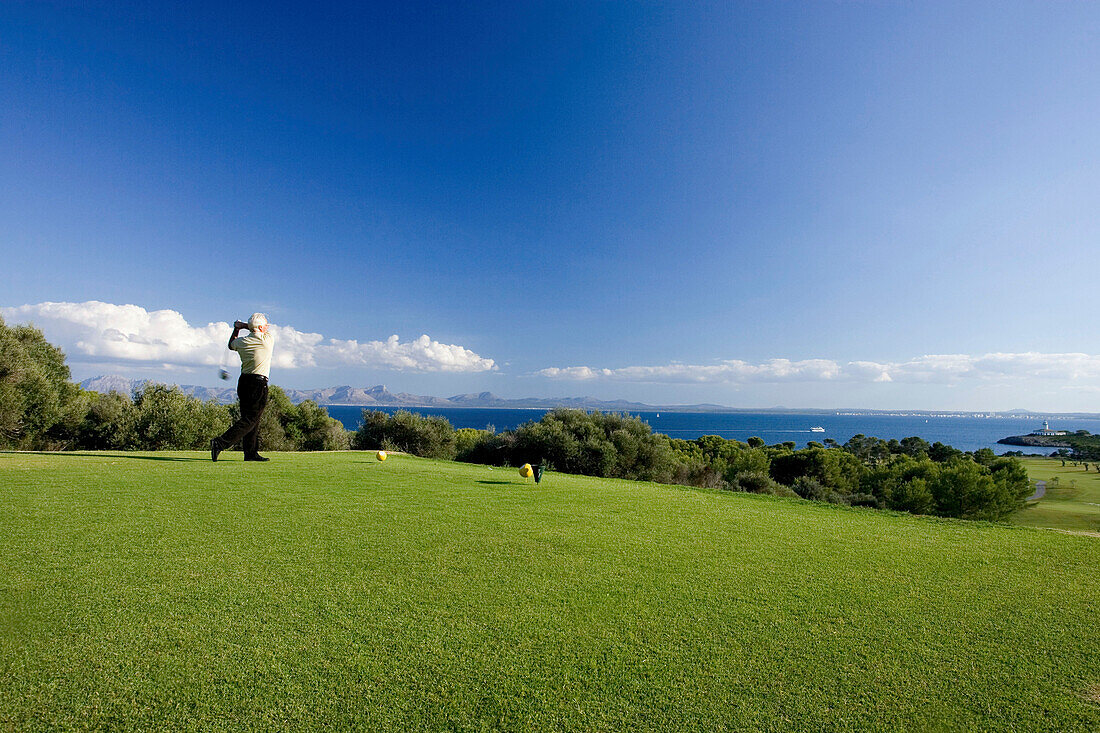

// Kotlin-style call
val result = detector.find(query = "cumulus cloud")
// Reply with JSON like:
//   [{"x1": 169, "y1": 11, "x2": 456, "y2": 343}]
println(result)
[
  {"x1": 1, "y1": 301, "x2": 496, "y2": 373},
  {"x1": 536, "y1": 352, "x2": 1100, "y2": 385}
]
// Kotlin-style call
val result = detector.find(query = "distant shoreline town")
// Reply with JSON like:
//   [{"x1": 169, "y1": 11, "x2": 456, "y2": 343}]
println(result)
[{"x1": 77, "y1": 376, "x2": 1099, "y2": 419}]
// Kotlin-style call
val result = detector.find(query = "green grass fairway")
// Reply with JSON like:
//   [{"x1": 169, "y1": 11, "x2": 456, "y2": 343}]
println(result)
[
  {"x1": 1011, "y1": 457, "x2": 1100, "y2": 533},
  {"x1": 2, "y1": 452, "x2": 1099, "y2": 731}
]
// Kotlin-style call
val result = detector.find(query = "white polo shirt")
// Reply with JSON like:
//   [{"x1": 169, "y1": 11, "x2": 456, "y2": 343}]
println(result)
[{"x1": 230, "y1": 330, "x2": 275, "y2": 377}]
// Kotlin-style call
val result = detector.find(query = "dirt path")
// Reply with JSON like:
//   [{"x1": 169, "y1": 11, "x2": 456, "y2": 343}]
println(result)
[{"x1": 1025, "y1": 481, "x2": 1046, "y2": 502}]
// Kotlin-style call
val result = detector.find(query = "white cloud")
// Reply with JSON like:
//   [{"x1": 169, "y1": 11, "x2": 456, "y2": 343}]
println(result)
[
  {"x1": 1, "y1": 301, "x2": 496, "y2": 373},
  {"x1": 536, "y1": 352, "x2": 1100, "y2": 385}
]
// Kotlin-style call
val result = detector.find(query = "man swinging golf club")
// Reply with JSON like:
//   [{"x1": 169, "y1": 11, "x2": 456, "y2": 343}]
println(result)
[{"x1": 211, "y1": 313, "x2": 275, "y2": 462}]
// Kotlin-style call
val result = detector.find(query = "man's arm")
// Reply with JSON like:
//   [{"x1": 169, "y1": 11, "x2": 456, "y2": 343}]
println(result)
[{"x1": 228, "y1": 320, "x2": 248, "y2": 349}]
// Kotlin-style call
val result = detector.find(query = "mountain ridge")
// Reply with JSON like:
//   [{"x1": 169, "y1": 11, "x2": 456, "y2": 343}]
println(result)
[{"x1": 75, "y1": 375, "x2": 1100, "y2": 417}]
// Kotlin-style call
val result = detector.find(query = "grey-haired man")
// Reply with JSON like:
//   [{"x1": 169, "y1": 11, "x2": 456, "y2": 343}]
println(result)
[{"x1": 211, "y1": 313, "x2": 275, "y2": 462}]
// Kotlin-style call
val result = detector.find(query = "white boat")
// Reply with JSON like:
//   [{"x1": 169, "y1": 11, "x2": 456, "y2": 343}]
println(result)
[{"x1": 810, "y1": 426, "x2": 825, "y2": 432}]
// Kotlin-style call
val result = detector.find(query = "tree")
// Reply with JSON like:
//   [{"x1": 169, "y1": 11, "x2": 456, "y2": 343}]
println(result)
[
  {"x1": 863, "y1": 455, "x2": 939, "y2": 514},
  {"x1": 673, "y1": 435, "x2": 770, "y2": 485},
  {"x1": 929, "y1": 458, "x2": 1024, "y2": 521},
  {"x1": 988, "y1": 457, "x2": 1031, "y2": 513},
  {"x1": 897, "y1": 436, "x2": 931, "y2": 458},
  {"x1": 770, "y1": 447, "x2": 865, "y2": 496},
  {"x1": 971, "y1": 448, "x2": 997, "y2": 467},
  {"x1": 844, "y1": 434, "x2": 890, "y2": 465},
  {"x1": 928, "y1": 442, "x2": 964, "y2": 462},
  {"x1": 889, "y1": 477, "x2": 936, "y2": 515},
  {"x1": 727, "y1": 447, "x2": 770, "y2": 477},
  {"x1": 0, "y1": 317, "x2": 84, "y2": 448}
]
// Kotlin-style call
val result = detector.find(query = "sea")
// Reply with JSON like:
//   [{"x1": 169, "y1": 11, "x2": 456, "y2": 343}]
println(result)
[{"x1": 322, "y1": 406, "x2": 1100, "y2": 455}]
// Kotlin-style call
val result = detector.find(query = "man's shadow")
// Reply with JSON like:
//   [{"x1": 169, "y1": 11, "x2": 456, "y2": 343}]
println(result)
[{"x1": 3, "y1": 451, "x2": 210, "y2": 462}]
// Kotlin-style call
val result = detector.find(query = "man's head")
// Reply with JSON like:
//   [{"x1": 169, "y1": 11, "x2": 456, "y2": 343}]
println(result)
[{"x1": 248, "y1": 312, "x2": 269, "y2": 334}]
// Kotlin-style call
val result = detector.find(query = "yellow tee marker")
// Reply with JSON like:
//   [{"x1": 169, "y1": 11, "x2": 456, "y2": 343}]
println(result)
[
  {"x1": 519, "y1": 463, "x2": 532, "y2": 478},
  {"x1": 377, "y1": 450, "x2": 387, "y2": 462}
]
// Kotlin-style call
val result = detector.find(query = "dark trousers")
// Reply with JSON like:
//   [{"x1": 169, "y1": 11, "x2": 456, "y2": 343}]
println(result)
[{"x1": 216, "y1": 374, "x2": 269, "y2": 457}]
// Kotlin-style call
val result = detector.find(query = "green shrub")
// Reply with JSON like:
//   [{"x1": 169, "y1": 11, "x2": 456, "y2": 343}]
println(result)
[
  {"x1": 131, "y1": 384, "x2": 230, "y2": 450},
  {"x1": 791, "y1": 476, "x2": 828, "y2": 501},
  {"x1": 848, "y1": 492, "x2": 882, "y2": 509},
  {"x1": 454, "y1": 428, "x2": 487, "y2": 457},
  {"x1": 289, "y1": 400, "x2": 350, "y2": 451},
  {"x1": 74, "y1": 390, "x2": 136, "y2": 449},
  {"x1": 730, "y1": 470, "x2": 792, "y2": 496},
  {"x1": 672, "y1": 460, "x2": 727, "y2": 490},
  {"x1": 512, "y1": 410, "x2": 676, "y2": 481},
  {"x1": 353, "y1": 410, "x2": 457, "y2": 459},
  {"x1": 455, "y1": 428, "x2": 516, "y2": 466}
]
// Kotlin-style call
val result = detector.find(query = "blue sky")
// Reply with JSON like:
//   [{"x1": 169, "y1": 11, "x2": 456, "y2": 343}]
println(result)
[{"x1": 3, "y1": 1, "x2": 1099, "y2": 410}]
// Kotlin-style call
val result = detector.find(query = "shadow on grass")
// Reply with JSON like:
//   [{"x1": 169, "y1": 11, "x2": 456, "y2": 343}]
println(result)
[
  {"x1": 476, "y1": 480, "x2": 518, "y2": 486},
  {"x1": 1, "y1": 451, "x2": 211, "y2": 463}
]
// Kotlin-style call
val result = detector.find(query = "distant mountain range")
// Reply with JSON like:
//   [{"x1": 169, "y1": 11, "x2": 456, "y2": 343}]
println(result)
[
  {"x1": 77, "y1": 375, "x2": 705, "y2": 411},
  {"x1": 76, "y1": 375, "x2": 1100, "y2": 418}
]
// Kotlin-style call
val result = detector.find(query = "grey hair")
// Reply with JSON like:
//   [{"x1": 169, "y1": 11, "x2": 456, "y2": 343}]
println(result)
[{"x1": 247, "y1": 312, "x2": 268, "y2": 331}]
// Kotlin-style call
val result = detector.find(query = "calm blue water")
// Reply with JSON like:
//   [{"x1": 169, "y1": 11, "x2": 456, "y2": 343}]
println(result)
[{"x1": 323, "y1": 406, "x2": 1100, "y2": 455}]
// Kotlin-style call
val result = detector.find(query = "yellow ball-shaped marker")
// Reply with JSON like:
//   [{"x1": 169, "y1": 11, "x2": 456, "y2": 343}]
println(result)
[
  {"x1": 376, "y1": 450, "x2": 387, "y2": 462},
  {"x1": 520, "y1": 463, "x2": 532, "y2": 478}
]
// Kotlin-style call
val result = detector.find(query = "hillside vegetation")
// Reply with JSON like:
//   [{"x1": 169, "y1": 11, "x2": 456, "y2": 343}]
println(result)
[{"x1": 1, "y1": 451, "x2": 1097, "y2": 731}]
